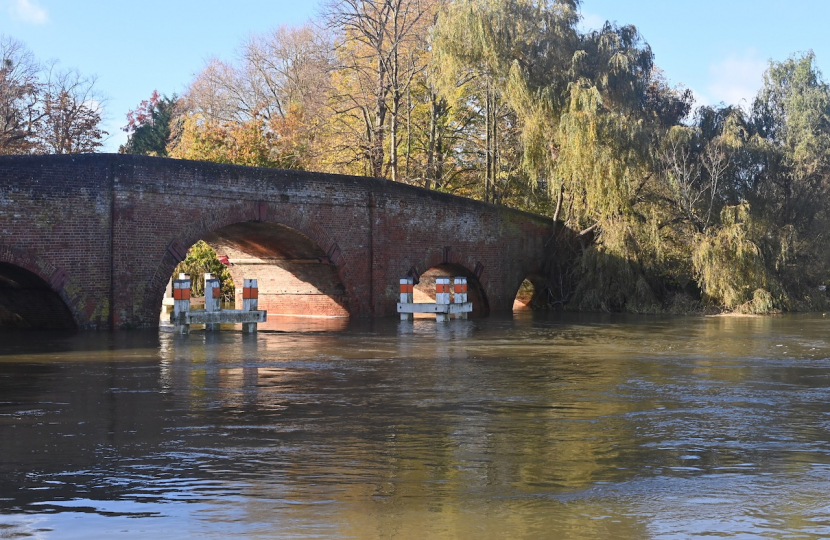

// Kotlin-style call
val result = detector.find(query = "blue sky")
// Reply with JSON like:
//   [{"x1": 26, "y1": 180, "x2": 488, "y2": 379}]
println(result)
[{"x1": 1, "y1": 0, "x2": 828, "y2": 152}]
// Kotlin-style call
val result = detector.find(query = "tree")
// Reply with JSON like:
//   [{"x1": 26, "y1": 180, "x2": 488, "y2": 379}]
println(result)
[
  {"x1": 37, "y1": 63, "x2": 106, "y2": 154},
  {"x1": 651, "y1": 54, "x2": 830, "y2": 313},
  {"x1": 739, "y1": 52, "x2": 830, "y2": 308},
  {"x1": 116, "y1": 4, "x2": 830, "y2": 314},
  {"x1": 242, "y1": 24, "x2": 333, "y2": 124},
  {"x1": 750, "y1": 52, "x2": 830, "y2": 226},
  {"x1": 692, "y1": 202, "x2": 776, "y2": 312},
  {"x1": 120, "y1": 90, "x2": 176, "y2": 156},
  {"x1": 169, "y1": 112, "x2": 279, "y2": 167},
  {"x1": 174, "y1": 240, "x2": 235, "y2": 301},
  {"x1": 432, "y1": 0, "x2": 583, "y2": 203},
  {"x1": 174, "y1": 24, "x2": 332, "y2": 170},
  {"x1": 325, "y1": 0, "x2": 437, "y2": 180},
  {"x1": 0, "y1": 35, "x2": 40, "y2": 154}
]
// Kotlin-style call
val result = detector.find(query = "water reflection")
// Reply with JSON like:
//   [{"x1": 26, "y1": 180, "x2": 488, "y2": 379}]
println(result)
[{"x1": 2, "y1": 314, "x2": 830, "y2": 538}]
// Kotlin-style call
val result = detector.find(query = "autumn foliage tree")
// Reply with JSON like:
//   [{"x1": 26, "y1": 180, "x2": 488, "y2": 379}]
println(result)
[
  {"x1": 154, "y1": 2, "x2": 830, "y2": 314},
  {"x1": 324, "y1": 0, "x2": 438, "y2": 180},
  {"x1": 120, "y1": 90, "x2": 176, "y2": 156},
  {"x1": 37, "y1": 63, "x2": 106, "y2": 154},
  {"x1": 167, "y1": 24, "x2": 332, "y2": 170}
]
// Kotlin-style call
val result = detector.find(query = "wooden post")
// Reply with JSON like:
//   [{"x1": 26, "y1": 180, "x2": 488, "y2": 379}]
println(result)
[
  {"x1": 242, "y1": 278, "x2": 259, "y2": 334},
  {"x1": 173, "y1": 273, "x2": 191, "y2": 334},
  {"x1": 400, "y1": 277, "x2": 414, "y2": 321},
  {"x1": 204, "y1": 273, "x2": 221, "y2": 331},
  {"x1": 454, "y1": 277, "x2": 468, "y2": 320},
  {"x1": 435, "y1": 277, "x2": 451, "y2": 322}
]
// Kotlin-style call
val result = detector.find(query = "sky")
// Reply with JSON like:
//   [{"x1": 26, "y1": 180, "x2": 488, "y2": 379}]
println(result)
[{"x1": 1, "y1": 0, "x2": 828, "y2": 152}]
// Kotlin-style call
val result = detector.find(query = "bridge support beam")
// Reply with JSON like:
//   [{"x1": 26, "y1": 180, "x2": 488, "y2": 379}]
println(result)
[
  {"x1": 204, "y1": 273, "x2": 221, "y2": 331},
  {"x1": 173, "y1": 274, "x2": 191, "y2": 335},
  {"x1": 454, "y1": 277, "x2": 468, "y2": 320},
  {"x1": 436, "y1": 277, "x2": 451, "y2": 322},
  {"x1": 397, "y1": 276, "x2": 472, "y2": 321},
  {"x1": 400, "y1": 277, "x2": 414, "y2": 321},
  {"x1": 242, "y1": 279, "x2": 259, "y2": 334}
]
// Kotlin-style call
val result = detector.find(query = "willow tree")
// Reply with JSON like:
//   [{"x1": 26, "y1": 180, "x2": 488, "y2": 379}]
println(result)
[
  {"x1": 751, "y1": 52, "x2": 830, "y2": 227},
  {"x1": 506, "y1": 17, "x2": 681, "y2": 310},
  {"x1": 432, "y1": 2, "x2": 669, "y2": 220},
  {"x1": 692, "y1": 202, "x2": 778, "y2": 313},
  {"x1": 432, "y1": 0, "x2": 581, "y2": 203},
  {"x1": 663, "y1": 52, "x2": 830, "y2": 313},
  {"x1": 742, "y1": 52, "x2": 830, "y2": 308},
  {"x1": 432, "y1": 1, "x2": 698, "y2": 309}
]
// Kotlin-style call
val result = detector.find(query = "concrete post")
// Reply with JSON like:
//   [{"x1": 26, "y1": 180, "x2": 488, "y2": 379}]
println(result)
[
  {"x1": 204, "y1": 272, "x2": 221, "y2": 331},
  {"x1": 173, "y1": 273, "x2": 191, "y2": 334},
  {"x1": 399, "y1": 277, "x2": 414, "y2": 321},
  {"x1": 454, "y1": 277, "x2": 468, "y2": 320},
  {"x1": 436, "y1": 277, "x2": 451, "y2": 322},
  {"x1": 242, "y1": 278, "x2": 259, "y2": 334}
]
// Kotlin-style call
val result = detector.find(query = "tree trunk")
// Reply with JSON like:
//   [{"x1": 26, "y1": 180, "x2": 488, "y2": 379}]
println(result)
[
  {"x1": 492, "y1": 97, "x2": 499, "y2": 204},
  {"x1": 405, "y1": 86, "x2": 412, "y2": 180},
  {"x1": 426, "y1": 93, "x2": 438, "y2": 190},
  {"x1": 389, "y1": 4, "x2": 400, "y2": 183},
  {"x1": 373, "y1": 53, "x2": 387, "y2": 178},
  {"x1": 485, "y1": 84, "x2": 491, "y2": 204}
]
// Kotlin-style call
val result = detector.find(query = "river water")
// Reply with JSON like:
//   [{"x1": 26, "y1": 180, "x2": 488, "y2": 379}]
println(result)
[{"x1": 2, "y1": 313, "x2": 830, "y2": 539}]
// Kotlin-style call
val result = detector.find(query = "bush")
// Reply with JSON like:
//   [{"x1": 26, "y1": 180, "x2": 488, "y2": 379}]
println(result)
[{"x1": 173, "y1": 241, "x2": 235, "y2": 301}]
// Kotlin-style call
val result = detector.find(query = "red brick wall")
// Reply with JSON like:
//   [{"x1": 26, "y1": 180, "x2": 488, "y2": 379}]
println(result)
[
  {"x1": 0, "y1": 154, "x2": 555, "y2": 329},
  {"x1": 208, "y1": 224, "x2": 350, "y2": 318},
  {"x1": 0, "y1": 156, "x2": 113, "y2": 329}
]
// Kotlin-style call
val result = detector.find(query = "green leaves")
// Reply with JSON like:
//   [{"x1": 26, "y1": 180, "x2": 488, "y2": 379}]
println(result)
[
  {"x1": 692, "y1": 203, "x2": 774, "y2": 310},
  {"x1": 754, "y1": 52, "x2": 830, "y2": 179},
  {"x1": 174, "y1": 241, "x2": 235, "y2": 301},
  {"x1": 120, "y1": 91, "x2": 176, "y2": 157}
]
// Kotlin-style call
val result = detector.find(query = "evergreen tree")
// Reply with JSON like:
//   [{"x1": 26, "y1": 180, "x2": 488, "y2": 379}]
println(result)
[{"x1": 120, "y1": 90, "x2": 176, "y2": 156}]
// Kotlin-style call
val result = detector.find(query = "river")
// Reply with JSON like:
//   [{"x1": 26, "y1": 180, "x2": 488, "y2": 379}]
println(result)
[{"x1": 2, "y1": 313, "x2": 830, "y2": 539}]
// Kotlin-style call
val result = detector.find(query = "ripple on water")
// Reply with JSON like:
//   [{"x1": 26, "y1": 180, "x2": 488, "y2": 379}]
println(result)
[{"x1": 3, "y1": 314, "x2": 830, "y2": 538}]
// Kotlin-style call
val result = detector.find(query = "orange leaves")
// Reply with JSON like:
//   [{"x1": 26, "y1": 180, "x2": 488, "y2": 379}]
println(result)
[{"x1": 168, "y1": 105, "x2": 313, "y2": 170}]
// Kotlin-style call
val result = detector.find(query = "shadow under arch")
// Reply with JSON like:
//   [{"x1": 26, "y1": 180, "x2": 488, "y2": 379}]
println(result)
[
  {"x1": 0, "y1": 262, "x2": 76, "y2": 330},
  {"x1": 512, "y1": 273, "x2": 547, "y2": 311},
  {"x1": 414, "y1": 263, "x2": 490, "y2": 318},
  {"x1": 156, "y1": 221, "x2": 350, "y2": 326}
]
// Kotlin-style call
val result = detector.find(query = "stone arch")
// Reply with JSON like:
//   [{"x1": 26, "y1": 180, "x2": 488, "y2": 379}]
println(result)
[
  {"x1": 512, "y1": 272, "x2": 548, "y2": 311},
  {"x1": 0, "y1": 246, "x2": 77, "y2": 329},
  {"x1": 412, "y1": 261, "x2": 490, "y2": 318},
  {"x1": 394, "y1": 246, "x2": 493, "y2": 317},
  {"x1": 141, "y1": 200, "x2": 355, "y2": 325}
]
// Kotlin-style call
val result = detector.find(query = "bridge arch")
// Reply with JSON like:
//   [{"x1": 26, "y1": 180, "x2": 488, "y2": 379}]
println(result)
[
  {"x1": 2, "y1": 154, "x2": 558, "y2": 329},
  {"x1": 142, "y1": 202, "x2": 356, "y2": 326},
  {"x1": 204, "y1": 221, "x2": 350, "y2": 317},
  {"x1": 0, "y1": 248, "x2": 77, "y2": 330},
  {"x1": 512, "y1": 273, "x2": 548, "y2": 311},
  {"x1": 404, "y1": 247, "x2": 491, "y2": 317},
  {"x1": 412, "y1": 262, "x2": 490, "y2": 318}
]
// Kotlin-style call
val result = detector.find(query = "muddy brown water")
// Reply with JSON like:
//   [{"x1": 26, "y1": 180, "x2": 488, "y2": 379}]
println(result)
[{"x1": 2, "y1": 312, "x2": 830, "y2": 539}]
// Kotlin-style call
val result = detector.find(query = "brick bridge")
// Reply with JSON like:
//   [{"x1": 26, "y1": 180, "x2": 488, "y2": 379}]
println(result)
[{"x1": 0, "y1": 154, "x2": 557, "y2": 330}]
